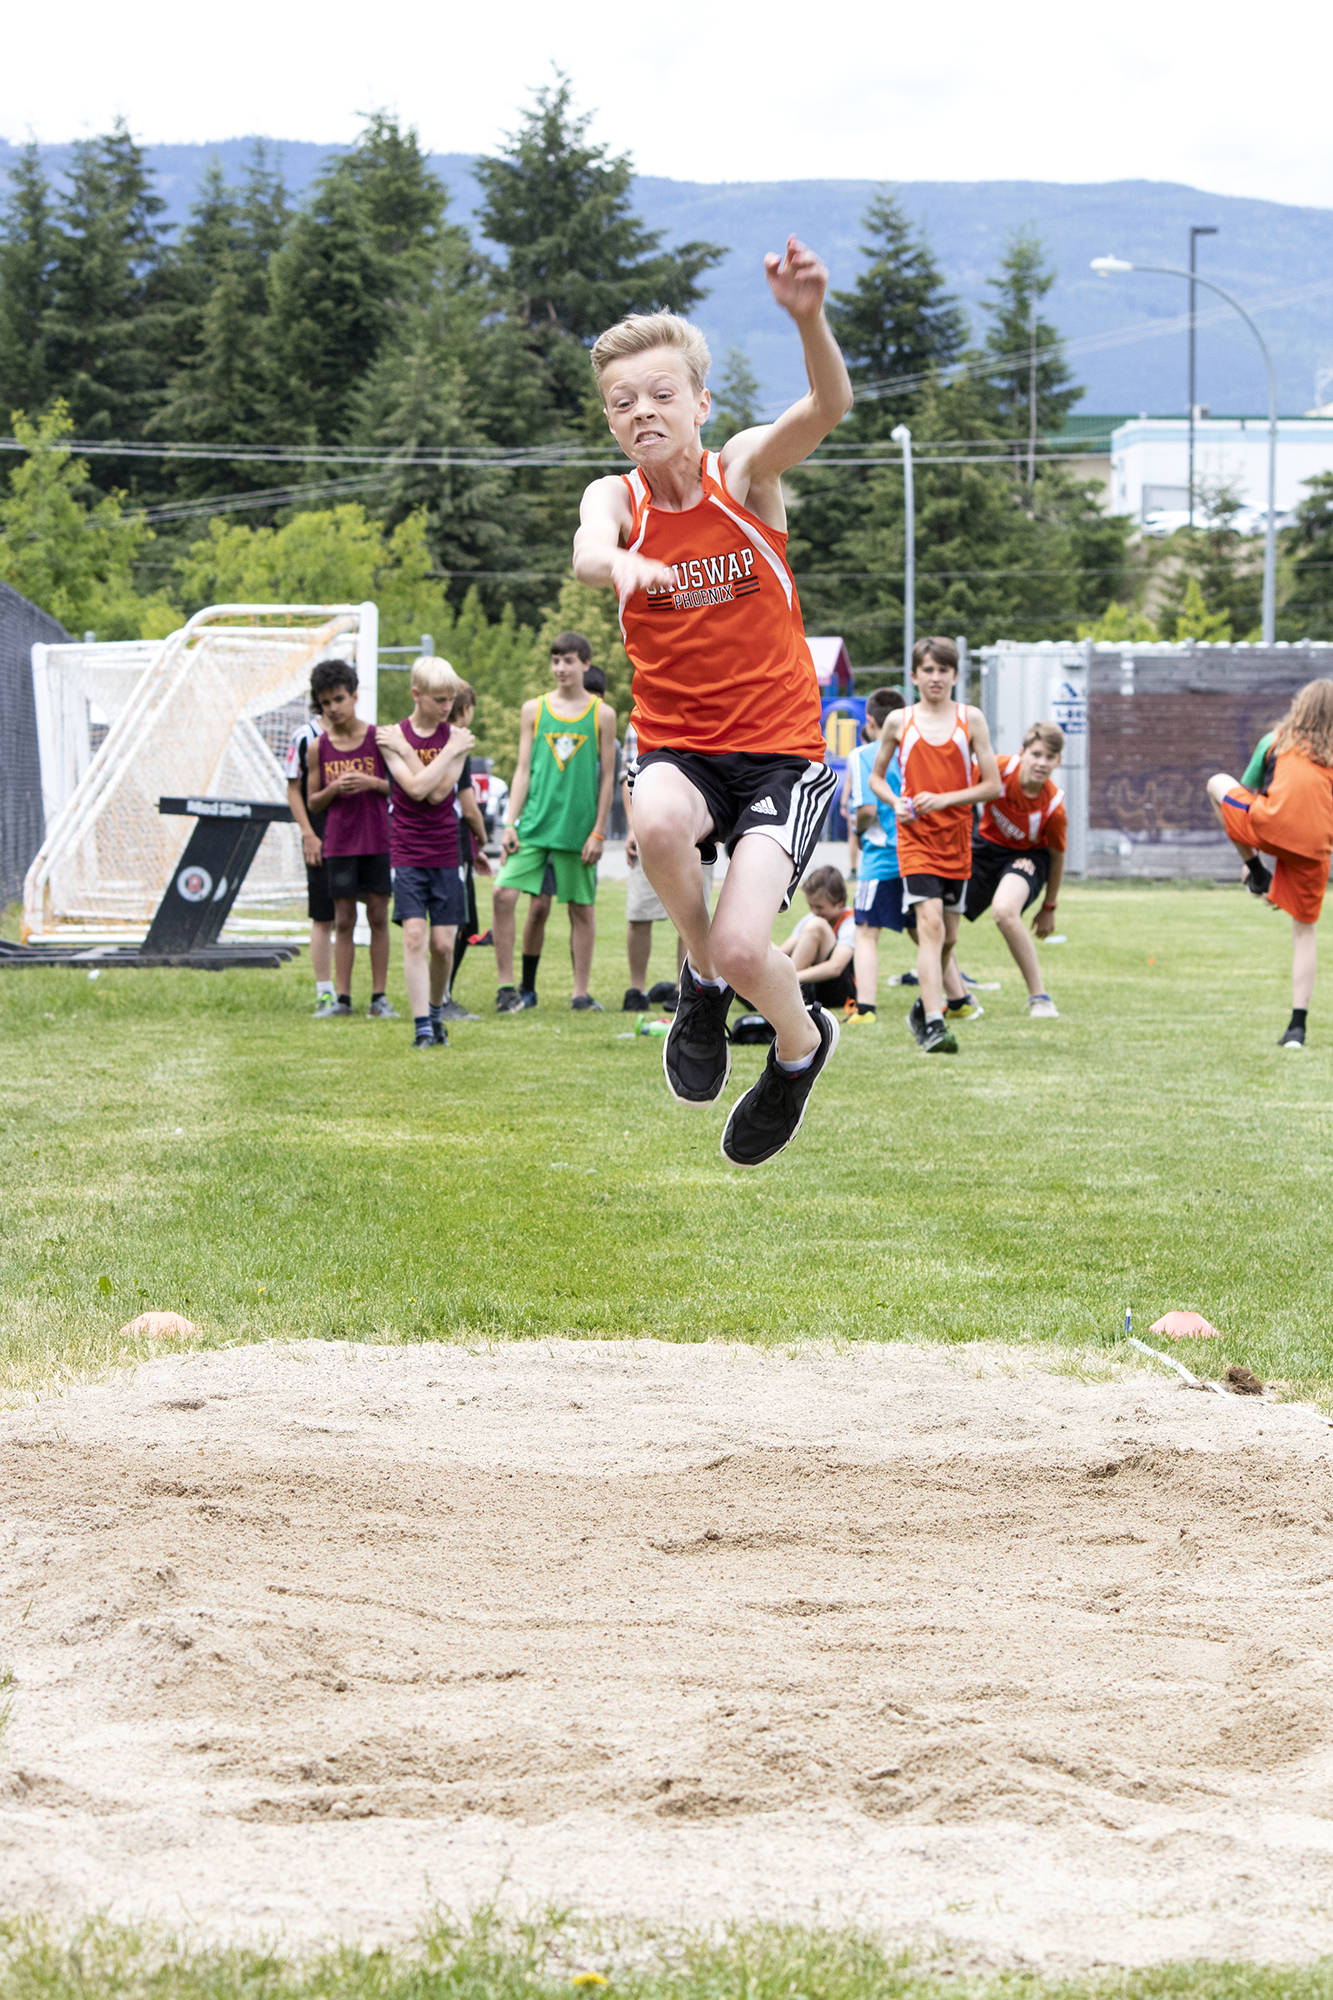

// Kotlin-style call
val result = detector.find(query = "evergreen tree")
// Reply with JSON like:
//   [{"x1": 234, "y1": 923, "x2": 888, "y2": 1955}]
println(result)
[
  {"x1": 1279, "y1": 470, "x2": 1333, "y2": 639},
  {"x1": 44, "y1": 121, "x2": 173, "y2": 458},
  {"x1": 1157, "y1": 481, "x2": 1261, "y2": 639},
  {"x1": 265, "y1": 115, "x2": 449, "y2": 443},
  {"x1": 980, "y1": 230, "x2": 1081, "y2": 453},
  {"x1": 825, "y1": 193, "x2": 967, "y2": 429},
  {"x1": 475, "y1": 74, "x2": 722, "y2": 419},
  {"x1": 152, "y1": 145, "x2": 290, "y2": 499},
  {"x1": 790, "y1": 192, "x2": 967, "y2": 606},
  {"x1": 0, "y1": 143, "x2": 56, "y2": 419},
  {"x1": 703, "y1": 344, "x2": 761, "y2": 446}
]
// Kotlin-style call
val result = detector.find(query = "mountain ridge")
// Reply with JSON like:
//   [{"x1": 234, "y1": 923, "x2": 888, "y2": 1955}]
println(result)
[{"x1": 3, "y1": 138, "x2": 1330, "y2": 418}]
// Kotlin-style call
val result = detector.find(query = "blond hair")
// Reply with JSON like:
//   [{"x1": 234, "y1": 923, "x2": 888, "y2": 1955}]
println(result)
[
  {"x1": 410, "y1": 655, "x2": 464, "y2": 701},
  {"x1": 1022, "y1": 721, "x2": 1065, "y2": 755},
  {"x1": 591, "y1": 312, "x2": 711, "y2": 397},
  {"x1": 1274, "y1": 679, "x2": 1333, "y2": 769}
]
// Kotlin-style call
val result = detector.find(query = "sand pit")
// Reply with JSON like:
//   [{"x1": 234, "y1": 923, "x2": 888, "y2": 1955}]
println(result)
[{"x1": 3, "y1": 1338, "x2": 1333, "y2": 1971}]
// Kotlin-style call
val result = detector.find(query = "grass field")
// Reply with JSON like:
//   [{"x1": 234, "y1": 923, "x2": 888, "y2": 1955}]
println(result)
[
  {"x1": 6, "y1": 1913, "x2": 1333, "y2": 2000},
  {"x1": 2, "y1": 879, "x2": 1330, "y2": 1401}
]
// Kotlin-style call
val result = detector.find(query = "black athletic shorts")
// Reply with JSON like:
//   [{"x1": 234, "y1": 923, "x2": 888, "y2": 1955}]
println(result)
[
  {"x1": 800, "y1": 963, "x2": 857, "y2": 1009},
  {"x1": 392, "y1": 864, "x2": 466, "y2": 928},
  {"x1": 327, "y1": 851, "x2": 392, "y2": 902},
  {"x1": 630, "y1": 748, "x2": 838, "y2": 910},
  {"x1": 902, "y1": 873, "x2": 968, "y2": 913},
  {"x1": 306, "y1": 860, "x2": 335, "y2": 924},
  {"x1": 963, "y1": 839, "x2": 1049, "y2": 921}
]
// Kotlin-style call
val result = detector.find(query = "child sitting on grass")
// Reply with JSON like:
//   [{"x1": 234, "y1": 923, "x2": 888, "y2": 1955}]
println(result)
[{"x1": 778, "y1": 865, "x2": 857, "y2": 1012}]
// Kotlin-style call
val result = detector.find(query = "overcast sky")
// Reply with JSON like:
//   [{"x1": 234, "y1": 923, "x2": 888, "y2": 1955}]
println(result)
[{"x1": 7, "y1": 0, "x2": 1331, "y2": 212}]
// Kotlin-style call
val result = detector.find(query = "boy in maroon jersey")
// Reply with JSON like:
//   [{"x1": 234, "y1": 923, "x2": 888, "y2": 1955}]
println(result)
[
  {"x1": 389, "y1": 656, "x2": 475, "y2": 1047},
  {"x1": 305, "y1": 658, "x2": 450, "y2": 1018}
]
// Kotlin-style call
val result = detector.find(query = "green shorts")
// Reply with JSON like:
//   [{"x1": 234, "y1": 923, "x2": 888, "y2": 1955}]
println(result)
[{"x1": 495, "y1": 842, "x2": 597, "y2": 905}]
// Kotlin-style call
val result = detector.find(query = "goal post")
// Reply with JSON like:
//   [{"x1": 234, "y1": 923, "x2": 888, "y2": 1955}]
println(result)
[{"x1": 23, "y1": 602, "x2": 378, "y2": 942}]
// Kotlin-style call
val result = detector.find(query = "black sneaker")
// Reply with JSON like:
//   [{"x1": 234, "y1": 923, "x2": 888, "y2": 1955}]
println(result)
[
  {"x1": 571, "y1": 994, "x2": 604, "y2": 1012},
  {"x1": 664, "y1": 961, "x2": 734, "y2": 1105},
  {"x1": 1246, "y1": 857, "x2": 1273, "y2": 898},
  {"x1": 1279, "y1": 1022, "x2": 1306, "y2": 1049},
  {"x1": 414, "y1": 1028, "x2": 444, "y2": 1049},
  {"x1": 720, "y1": 1006, "x2": 839, "y2": 1168},
  {"x1": 906, "y1": 997, "x2": 927, "y2": 1046},
  {"x1": 622, "y1": 987, "x2": 651, "y2": 1012},
  {"x1": 922, "y1": 1019, "x2": 959, "y2": 1054},
  {"x1": 518, "y1": 987, "x2": 538, "y2": 1009},
  {"x1": 495, "y1": 985, "x2": 523, "y2": 1014}
]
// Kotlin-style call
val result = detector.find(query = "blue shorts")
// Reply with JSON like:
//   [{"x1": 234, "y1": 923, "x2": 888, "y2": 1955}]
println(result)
[
  {"x1": 854, "y1": 874, "x2": 910, "y2": 933},
  {"x1": 392, "y1": 865, "x2": 466, "y2": 928}
]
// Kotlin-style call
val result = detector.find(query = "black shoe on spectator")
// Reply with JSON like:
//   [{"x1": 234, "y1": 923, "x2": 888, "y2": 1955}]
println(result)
[
  {"x1": 622, "y1": 987, "x2": 651, "y2": 1012},
  {"x1": 496, "y1": 985, "x2": 523, "y2": 1014}
]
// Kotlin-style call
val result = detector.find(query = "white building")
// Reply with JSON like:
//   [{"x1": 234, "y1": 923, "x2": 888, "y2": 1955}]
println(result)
[{"x1": 1109, "y1": 413, "x2": 1333, "y2": 530}]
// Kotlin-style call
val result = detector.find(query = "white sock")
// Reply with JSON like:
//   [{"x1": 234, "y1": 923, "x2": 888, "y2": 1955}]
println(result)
[
  {"x1": 688, "y1": 959, "x2": 727, "y2": 992},
  {"x1": 777, "y1": 1045, "x2": 818, "y2": 1074},
  {"x1": 316, "y1": 980, "x2": 335, "y2": 997}
]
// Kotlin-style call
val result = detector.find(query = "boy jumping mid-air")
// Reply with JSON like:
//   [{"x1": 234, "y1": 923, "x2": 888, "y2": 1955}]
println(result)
[{"x1": 574, "y1": 239, "x2": 852, "y2": 1166}]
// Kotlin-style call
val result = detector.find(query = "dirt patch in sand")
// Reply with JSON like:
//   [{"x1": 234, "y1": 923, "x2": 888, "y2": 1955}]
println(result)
[{"x1": 2, "y1": 1339, "x2": 1332, "y2": 1971}]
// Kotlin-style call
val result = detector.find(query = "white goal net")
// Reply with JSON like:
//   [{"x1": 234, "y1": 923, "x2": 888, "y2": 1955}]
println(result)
[{"x1": 23, "y1": 602, "x2": 379, "y2": 942}]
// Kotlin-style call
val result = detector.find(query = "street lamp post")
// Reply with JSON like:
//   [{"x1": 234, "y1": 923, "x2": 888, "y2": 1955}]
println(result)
[
  {"x1": 891, "y1": 423, "x2": 914, "y2": 690},
  {"x1": 1188, "y1": 224, "x2": 1218, "y2": 527},
  {"x1": 1091, "y1": 255, "x2": 1277, "y2": 644}
]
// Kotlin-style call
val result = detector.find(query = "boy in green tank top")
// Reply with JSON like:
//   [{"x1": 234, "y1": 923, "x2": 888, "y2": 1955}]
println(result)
[{"x1": 493, "y1": 633, "x2": 618, "y2": 1011}]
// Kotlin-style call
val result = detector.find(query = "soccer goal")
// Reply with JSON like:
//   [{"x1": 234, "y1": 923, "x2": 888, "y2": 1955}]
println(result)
[{"x1": 23, "y1": 602, "x2": 378, "y2": 942}]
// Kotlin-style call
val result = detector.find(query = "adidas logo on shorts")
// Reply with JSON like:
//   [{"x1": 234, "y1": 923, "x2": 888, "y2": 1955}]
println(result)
[{"x1": 751, "y1": 796, "x2": 778, "y2": 816}]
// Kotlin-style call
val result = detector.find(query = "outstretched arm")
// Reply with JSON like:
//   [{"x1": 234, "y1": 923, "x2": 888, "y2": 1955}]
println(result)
[
  {"x1": 573, "y1": 476, "x2": 675, "y2": 597},
  {"x1": 719, "y1": 239, "x2": 853, "y2": 505}
]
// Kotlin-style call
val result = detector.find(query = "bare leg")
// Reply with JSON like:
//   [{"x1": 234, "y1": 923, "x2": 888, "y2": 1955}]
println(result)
[
  {"x1": 991, "y1": 875, "x2": 1046, "y2": 997},
  {"x1": 631, "y1": 764, "x2": 717, "y2": 976},
  {"x1": 628, "y1": 919, "x2": 653, "y2": 990},
  {"x1": 709, "y1": 836, "x2": 819, "y2": 1064},
  {"x1": 1207, "y1": 771, "x2": 1257, "y2": 860},
  {"x1": 1293, "y1": 920, "x2": 1317, "y2": 1010},
  {"x1": 569, "y1": 901, "x2": 596, "y2": 998},
  {"x1": 333, "y1": 900, "x2": 357, "y2": 997},
  {"x1": 366, "y1": 893, "x2": 391, "y2": 994},
  {"x1": 943, "y1": 954, "x2": 968, "y2": 1003},
  {"x1": 430, "y1": 924, "x2": 456, "y2": 1006},
  {"x1": 853, "y1": 926, "x2": 880, "y2": 1006},
  {"x1": 786, "y1": 916, "x2": 834, "y2": 974},
  {"x1": 523, "y1": 895, "x2": 552, "y2": 958},
  {"x1": 492, "y1": 885, "x2": 520, "y2": 985},
  {"x1": 310, "y1": 918, "x2": 333, "y2": 985},
  {"x1": 914, "y1": 898, "x2": 946, "y2": 1016},
  {"x1": 402, "y1": 914, "x2": 430, "y2": 1016}
]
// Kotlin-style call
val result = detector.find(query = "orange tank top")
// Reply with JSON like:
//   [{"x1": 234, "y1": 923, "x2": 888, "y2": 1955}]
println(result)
[
  {"x1": 617, "y1": 450, "x2": 826, "y2": 761},
  {"x1": 1248, "y1": 747, "x2": 1333, "y2": 860},
  {"x1": 897, "y1": 702, "x2": 974, "y2": 877}
]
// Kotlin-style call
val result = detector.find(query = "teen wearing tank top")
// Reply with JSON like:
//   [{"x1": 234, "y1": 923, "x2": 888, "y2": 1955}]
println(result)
[{"x1": 870, "y1": 637, "x2": 1000, "y2": 1056}]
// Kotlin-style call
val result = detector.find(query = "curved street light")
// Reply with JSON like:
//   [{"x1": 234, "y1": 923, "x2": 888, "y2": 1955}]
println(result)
[{"x1": 1090, "y1": 254, "x2": 1277, "y2": 644}]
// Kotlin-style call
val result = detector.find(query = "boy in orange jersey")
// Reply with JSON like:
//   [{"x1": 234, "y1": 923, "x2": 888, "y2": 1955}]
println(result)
[
  {"x1": 963, "y1": 721, "x2": 1067, "y2": 1018},
  {"x1": 870, "y1": 636, "x2": 1000, "y2": 1055},
  {"x1": 1207, "y1": 677, "x2": 1333, "y2": 1049},
  {"x1": 572, "y1": 239, "x2": 853, "y2": 1168}
]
